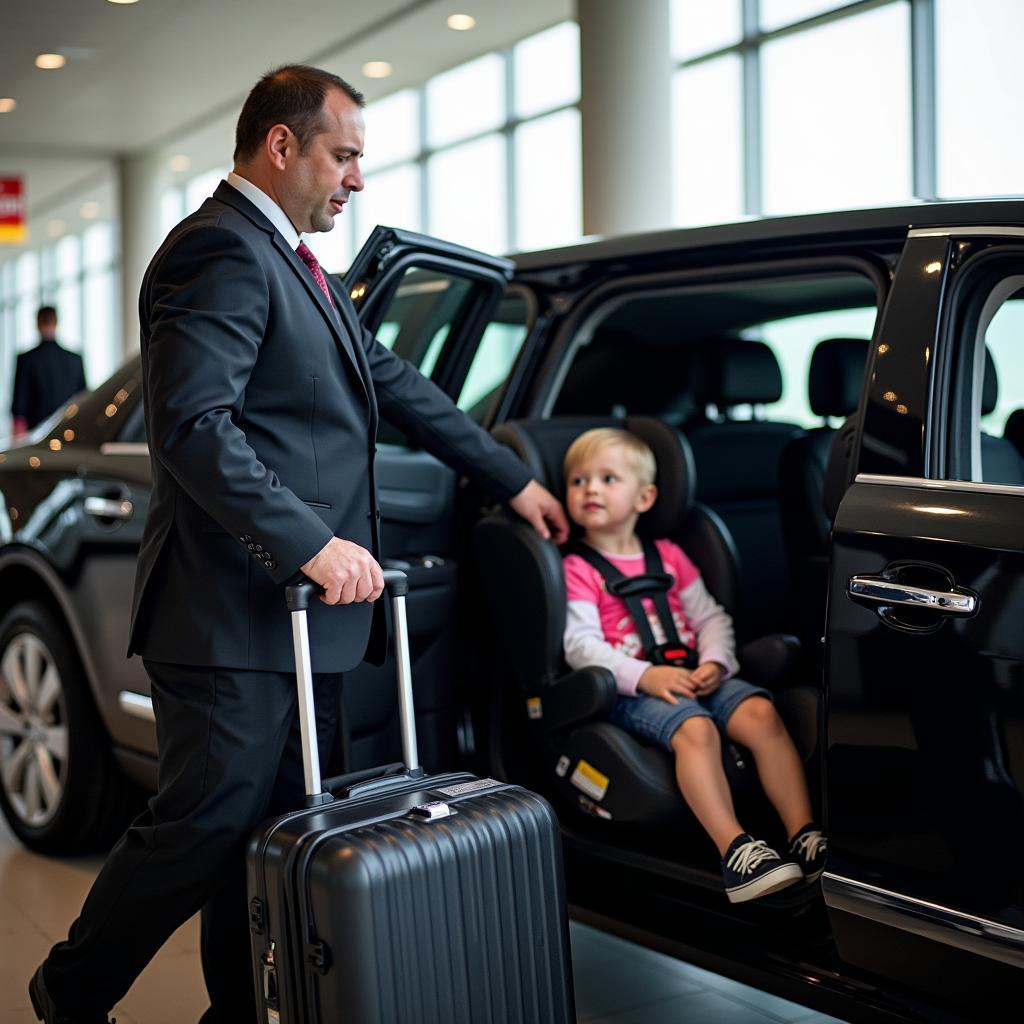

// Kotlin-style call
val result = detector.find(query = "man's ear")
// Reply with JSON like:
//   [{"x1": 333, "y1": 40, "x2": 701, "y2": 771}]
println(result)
[
  {"x1": 636, "y1": 483, "x2": 658, "y2": 513},
  {"x1": 265, "y1": 124, "x2": 293, "y2": 170}
]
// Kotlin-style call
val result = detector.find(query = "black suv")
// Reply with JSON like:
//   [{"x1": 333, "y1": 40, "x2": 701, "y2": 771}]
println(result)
[{"x1": 1, "y1": 204, "x2": 1023, "y2": 1022}]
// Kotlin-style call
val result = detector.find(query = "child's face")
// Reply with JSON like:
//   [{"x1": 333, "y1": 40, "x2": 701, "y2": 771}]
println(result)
[{"x1": 565, "y1": 444, "x2": 656, "y2": 534}]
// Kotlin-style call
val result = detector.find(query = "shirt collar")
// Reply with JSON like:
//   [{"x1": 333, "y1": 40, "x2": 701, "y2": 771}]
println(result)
[{"x1": 226, "y1": 171, "x2": 303, "y2": 249}]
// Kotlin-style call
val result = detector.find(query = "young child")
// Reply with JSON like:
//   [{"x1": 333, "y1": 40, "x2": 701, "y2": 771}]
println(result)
[{"x1": 561, "y1": 427, "x2": 825, "y2": 903}]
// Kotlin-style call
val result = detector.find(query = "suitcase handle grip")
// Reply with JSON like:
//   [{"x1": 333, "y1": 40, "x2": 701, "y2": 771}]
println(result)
[
  {"x1": 287, "y1": 569, "x2": 418, "y2": 806},
  {"x1": 286, "y1": 569, "x2": 409, "y2": 611}
]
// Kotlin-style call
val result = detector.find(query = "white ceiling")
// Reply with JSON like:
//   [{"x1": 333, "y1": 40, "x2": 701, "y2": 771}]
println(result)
[{"x1": 0, "y1": 0, "x2": 570, "y2": 250}]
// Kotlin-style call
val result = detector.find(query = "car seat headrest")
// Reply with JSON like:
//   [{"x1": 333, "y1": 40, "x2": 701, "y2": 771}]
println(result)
[
  {"x1": 698, "y1": 338, "x2": 783, "y2": 408},
  {"x1": 809, "y1": 337, "x2": 869, "y2": 418},
  {"x1": 493, "y1": 416, "x2": 695, "y2": 538},
  {"x1": 983, "y1": 346, "x2": 998, "y2": 416}
]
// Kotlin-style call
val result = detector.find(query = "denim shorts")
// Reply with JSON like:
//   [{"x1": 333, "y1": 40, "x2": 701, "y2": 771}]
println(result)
[{"x1": 608, "y1": 677, "x2": 771, "y2": 751}]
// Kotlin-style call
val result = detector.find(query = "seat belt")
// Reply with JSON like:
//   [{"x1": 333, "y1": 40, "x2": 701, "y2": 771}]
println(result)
[{"x1": 565, "y1": 539, "x2": 698, "y2": 669}]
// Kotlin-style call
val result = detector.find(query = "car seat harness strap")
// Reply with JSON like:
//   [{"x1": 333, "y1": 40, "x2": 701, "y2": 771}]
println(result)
[{"x1": 565, "y1": 539, "x2": 698, "y2": 670}]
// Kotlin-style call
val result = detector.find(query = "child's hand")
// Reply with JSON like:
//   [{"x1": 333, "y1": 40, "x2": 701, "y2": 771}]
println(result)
[
  {"x1": 691, "y1": 662, "x2": 723, "y2": 697},
  {"x1": 637, "y1": 665, "x2": 698, "y2": 704}
]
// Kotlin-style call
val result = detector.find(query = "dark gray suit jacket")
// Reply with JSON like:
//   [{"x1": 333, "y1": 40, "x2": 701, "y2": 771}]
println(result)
[{"x1": 128, "y1": 181, "x2": 529, "y2": 672}]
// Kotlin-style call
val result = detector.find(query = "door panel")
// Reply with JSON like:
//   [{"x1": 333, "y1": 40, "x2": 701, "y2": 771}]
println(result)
[
  {"x1": 336, "y1": 227, "x2": 513, "y2": 774},
  {"x1": 823, "y1": 228, "x2": 1024, "y2": 1000}
]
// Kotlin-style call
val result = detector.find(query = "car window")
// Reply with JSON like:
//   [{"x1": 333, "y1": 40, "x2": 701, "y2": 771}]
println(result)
[
  {"x1": 550, "y1": 272, "x2": 880, "y2": 425},
  {"x1": 954, "y1": 276, "x2": 1024, "y2": 487},
  {"x1": 371, "y1": 267, "x2": 525, "y2": 443},
  {"x1": 457, "y1": 292, "x2": 530, "y2": 424},
  {"x1": 745, "y1": 307, "x2": 877, "y2": 427},
  {"x1": 980, "y1": 295, "x2": 1024, "y2": 437}
]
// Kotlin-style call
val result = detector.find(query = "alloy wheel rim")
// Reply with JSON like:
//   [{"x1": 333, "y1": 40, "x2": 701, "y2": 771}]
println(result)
[{"x1": 0, "y1": 631, "x2": 69, "y2": 827}]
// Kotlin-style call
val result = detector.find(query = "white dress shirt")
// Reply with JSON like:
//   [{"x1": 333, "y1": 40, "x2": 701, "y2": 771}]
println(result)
[{"x1": 226, "y1": 171, "x2": 302, "y2": 249}]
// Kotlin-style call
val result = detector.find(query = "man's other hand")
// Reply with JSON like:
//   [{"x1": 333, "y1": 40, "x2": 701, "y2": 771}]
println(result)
[
  {"x1": 300, "y1": 538, "x2": 384, "y2": 605},
  {"x1": 508, "y1": 479, "x2": 570, "y2": 544}
]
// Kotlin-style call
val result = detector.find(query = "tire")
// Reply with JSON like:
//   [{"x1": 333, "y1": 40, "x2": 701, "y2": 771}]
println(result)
[{"x1": 0, "y1": 602, "x2": 139, "y2": 854}]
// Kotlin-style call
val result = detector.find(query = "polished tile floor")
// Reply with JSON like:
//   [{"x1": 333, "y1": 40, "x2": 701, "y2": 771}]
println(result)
[{"x1": 0, "y1": 814, "x2": 845, "y2": 1023}]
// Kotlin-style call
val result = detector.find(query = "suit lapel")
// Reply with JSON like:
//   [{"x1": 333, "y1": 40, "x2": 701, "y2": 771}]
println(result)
[
  {"x1": 211, "y1": 183, "x2": 368, "y2": 403},
  {"x1": 272, "y1": 233, "x2": 367, "y2": 400}
]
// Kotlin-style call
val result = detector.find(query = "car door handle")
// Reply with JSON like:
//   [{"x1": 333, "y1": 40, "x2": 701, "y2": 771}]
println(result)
[
  {"x1": 84, "y1": 497, "x2": 134, "y2": 520},
  {"x1": 847, "y1": 576, "x2": 977, "y2": 615}
]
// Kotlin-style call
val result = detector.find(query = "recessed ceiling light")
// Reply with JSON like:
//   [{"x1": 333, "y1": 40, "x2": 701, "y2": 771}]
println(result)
[
  {"x1": 48, "y1": 219, "x2": 66, "y2": 237},
  {"x1": 81, "y1": 201, "x2": 100, "y2": 219},
  {"x1": 107, "y1": 0, "x2": 141, "y2": 5},
  {"x1": 35, "y1": 53, "x2": 66, "y2": 70},
  {"x1": 447, "y1": 14, "x2": 476, "y2": 30},
  {"x1": 0, "y1": 98, "x2": 15, "y2": 113},
  {"x1": 169, "y1": 154, "x2": 191, "y2": 172},
  {"x1": 361, "y1": 61, "x2": 393, "y2": 79}
]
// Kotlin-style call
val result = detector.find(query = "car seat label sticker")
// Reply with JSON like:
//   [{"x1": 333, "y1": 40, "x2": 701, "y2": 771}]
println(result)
[
  {"x1": 436, "y1": 778, "x2": 503, "y2": 797},
  {"x1": 570, "y1": 759, "x2": 609, "y2": 801},
  {"x1": 267, "y1": 1010, "x2": 280, "y2": 1023},
  {"x1": 527, "y1": 696, "x2": 543, "y2": 719},
  {"x1": 555, "y1": 755, "x2": 570, "y2": 777}
]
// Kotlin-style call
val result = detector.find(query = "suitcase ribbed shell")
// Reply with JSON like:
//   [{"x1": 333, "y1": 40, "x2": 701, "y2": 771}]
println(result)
[{"x1": 250, "y1": 779, "x2": 574, "y2": 1024}]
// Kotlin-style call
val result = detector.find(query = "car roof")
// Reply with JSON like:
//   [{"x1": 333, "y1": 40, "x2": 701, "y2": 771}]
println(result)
[{"x1": 510, "y1": 198, "x2": 1024, "y2": 272}]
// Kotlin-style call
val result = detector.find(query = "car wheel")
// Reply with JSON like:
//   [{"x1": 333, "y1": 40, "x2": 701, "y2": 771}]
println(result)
[{"x1": 0, "y1": 602, "x2": 138, "y2": 854}]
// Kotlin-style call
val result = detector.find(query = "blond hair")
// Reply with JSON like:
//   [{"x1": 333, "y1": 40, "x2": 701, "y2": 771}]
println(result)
[{"x1": 563, "y1": 428, "x2": 657, "y2": 487}]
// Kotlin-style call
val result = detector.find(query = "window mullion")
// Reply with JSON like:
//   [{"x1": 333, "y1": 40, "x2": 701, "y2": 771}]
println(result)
[{"x1": 910, "y1": 0, "x2": 937, "y2": 200}]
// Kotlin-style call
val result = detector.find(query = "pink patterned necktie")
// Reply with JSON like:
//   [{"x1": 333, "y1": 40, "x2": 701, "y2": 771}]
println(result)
[{"x1": 295, "y1": 241, "x2": 335, "y2": 307}]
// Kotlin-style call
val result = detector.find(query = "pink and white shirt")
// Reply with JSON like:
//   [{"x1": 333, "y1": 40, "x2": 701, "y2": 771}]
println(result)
[{"x1": 563, "y1": 538, "x2": 739, "y2": 696}]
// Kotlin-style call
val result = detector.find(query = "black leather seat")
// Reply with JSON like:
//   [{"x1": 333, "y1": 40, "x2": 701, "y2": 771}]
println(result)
[
  {"x1": 1005, "y1": 408, "x2": 1024, "y2": 460},
  {"x1": 779, "y1": 338, "x2": 868, "y2": 651},
  {"x1": 980, "y1": 353, "x2": 1024, "y2": 485},
  {"x1": 682, "y1": 339, "x2": 805, "y2": 641},
  {"x1": 474, "y1": 415, "x2": 813, "y2": 828}
]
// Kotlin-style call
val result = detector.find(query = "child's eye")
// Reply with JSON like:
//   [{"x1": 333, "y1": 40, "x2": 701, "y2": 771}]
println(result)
[
  {"x1": 603, "y1": 473, "x2": 617, "y2": 484},
  {"x1": 570, "y1": 476, "x2": 584, "y2": 487}
]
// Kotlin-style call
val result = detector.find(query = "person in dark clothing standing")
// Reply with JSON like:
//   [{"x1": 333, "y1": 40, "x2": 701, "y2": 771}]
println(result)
[{"x1": 10, "y1": 305, "x2": 86, "y2": 437}]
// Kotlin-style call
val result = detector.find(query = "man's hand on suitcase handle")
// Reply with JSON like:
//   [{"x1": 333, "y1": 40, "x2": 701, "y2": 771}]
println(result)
[{"x1": 300, "y1": 537, "x2": 385, "y2": 606}]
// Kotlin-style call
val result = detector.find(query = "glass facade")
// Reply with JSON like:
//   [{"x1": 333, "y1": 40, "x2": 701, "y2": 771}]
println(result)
[{"x1": 2, "y1": 2, "x2": 1023, "y2": 432}]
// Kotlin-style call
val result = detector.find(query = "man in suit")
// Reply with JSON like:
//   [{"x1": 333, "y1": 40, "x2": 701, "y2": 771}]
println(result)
[
  {"x1": 29, "y1": 65, "x2": 567, "y2": 1024},
  {"x1": 10, "y1": 305, "x2": 86, "y2": 437}
]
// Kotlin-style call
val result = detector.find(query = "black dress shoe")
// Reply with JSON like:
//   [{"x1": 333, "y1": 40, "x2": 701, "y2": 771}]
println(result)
[{"x1": 28, "y1": 964, "x2": 115, "y2": 1024}]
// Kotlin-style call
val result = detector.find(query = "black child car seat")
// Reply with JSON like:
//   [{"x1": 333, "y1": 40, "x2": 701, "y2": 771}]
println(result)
[{"x1": 474, "y1": 415, "x2": 817, "y2": 827}]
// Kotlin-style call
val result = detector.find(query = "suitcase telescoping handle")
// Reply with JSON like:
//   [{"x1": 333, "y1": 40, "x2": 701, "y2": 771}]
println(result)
[{"x1": 285, "y1": 570, "x2": 419, "y2": 807}]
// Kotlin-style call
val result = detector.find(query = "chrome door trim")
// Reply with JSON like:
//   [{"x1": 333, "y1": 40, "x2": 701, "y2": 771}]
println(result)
[
  {"x1": 118, "y1": 691, "x2": 155, "y2": 722},
  {"x1": 823, "y1": 872, "x2": 1024, "y2": 969},
  {"x1": 99, "y1": 442, "x2": 150, "y2": 457},
  {"x1": 84, "y1": 497, "x2": 134, "y2": 520},
  {"x1": 847, "y1": 576, "x2": 976, "y2": 614},
  {"x1": 855, "y1": 473, "x2": 1024, "y2": 497},
  {"x1": 908, "y1": 226, "x2": 1024, "y2": 239}
]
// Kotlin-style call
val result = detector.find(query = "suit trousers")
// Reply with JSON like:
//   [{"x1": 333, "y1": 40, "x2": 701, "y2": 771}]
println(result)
[{"x1": 42, "y1": 660, "x2": 341, "y2": 1021}]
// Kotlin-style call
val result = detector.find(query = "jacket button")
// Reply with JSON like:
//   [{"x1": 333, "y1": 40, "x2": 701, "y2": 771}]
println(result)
[
  {"x1": 247, "y1": 543, "x2": 255, "y2": 551},
  {"x1": 255, "y1": 544, "x2": 263, "y2": 553},
  {"x1": 266, "y1": 560, "x2": 276, "y2": 570}
]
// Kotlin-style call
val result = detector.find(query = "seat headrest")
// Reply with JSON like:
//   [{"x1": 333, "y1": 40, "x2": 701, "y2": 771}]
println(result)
[
  {"x1": 698, "y1": 339, "x2": 782, "y2": 408},
  {"x1": 493, "y1": 416, "x2": 695, "y2": 539},
  {"x1": 809, "y1": 338, "x2": 869, "y2": 418},
  {"x1": 983, "y1": 346, "x2": 998, "y2": 415}
]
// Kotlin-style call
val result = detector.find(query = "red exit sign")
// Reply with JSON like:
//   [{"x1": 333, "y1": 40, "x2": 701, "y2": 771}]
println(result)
[{"x1": 0, "y1": 178, "x2": 26, "y2": 243}]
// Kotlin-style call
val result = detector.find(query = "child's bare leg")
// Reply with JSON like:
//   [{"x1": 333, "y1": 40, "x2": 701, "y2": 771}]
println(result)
[
  {"x1": 725, "y1": 696, "x2": 813, "y2": 839},
  {"x1": 670, "y1": 716, "x2": 744, "y2": 855}
]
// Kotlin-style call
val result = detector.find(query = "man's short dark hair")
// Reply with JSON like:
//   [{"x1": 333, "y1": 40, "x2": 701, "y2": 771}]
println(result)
[
  {"x1": 234, "y1": 64, "x2": 365, "y2": 163},
  {"x1": 37, "y1": 306, "x2": 57, "y2": 325}
]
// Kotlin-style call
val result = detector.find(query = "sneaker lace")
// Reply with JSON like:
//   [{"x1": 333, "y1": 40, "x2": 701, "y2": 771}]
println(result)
[
  {"x1": 727, "y1": 838, "x2": 779, "y2": 876},
  {"x1": 794, "y1": 830, "x2": 826, "y2": 859}
]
